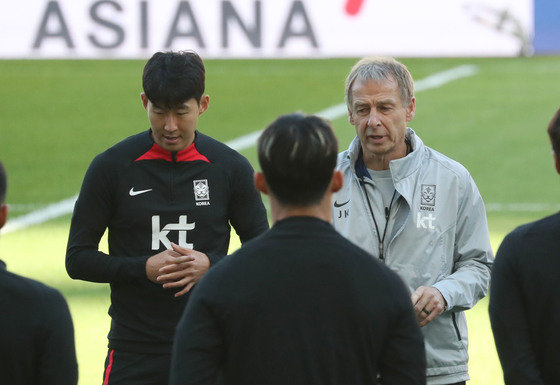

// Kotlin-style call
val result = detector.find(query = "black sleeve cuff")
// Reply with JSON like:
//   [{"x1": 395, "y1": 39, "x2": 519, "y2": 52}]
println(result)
[
  {"x1": 206, "y1": 252, "x2": 225, "y2": 266},
  {"x1": 120, "y1": 255, "x2": 152, "y2": 282}
]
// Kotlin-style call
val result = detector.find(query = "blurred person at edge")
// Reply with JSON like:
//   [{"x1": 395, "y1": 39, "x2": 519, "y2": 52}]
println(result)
[
  {"x1": 65, "y1": 51, "x2": 268, "y2": 385},
  {"x1": 170, "y1": 113, "x2": 426, "y2": 385},
  {"x1": 489, "y1": 106, "x2": 560, "y2": 385},
  {"x1": 0, "y1": 160, "x2": 78, "y2": 385},
  {"x1": 332, "y1": 56, "x2": 493, "y2": 385}
]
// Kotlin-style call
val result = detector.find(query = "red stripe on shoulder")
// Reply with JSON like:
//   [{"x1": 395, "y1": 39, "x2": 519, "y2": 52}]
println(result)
[
  {"x1": 135, "y1": 144, "x2": 173, "y2": 162},
  {"x1": 176, "y1": 143, "x2": 210, "y2": 163}
]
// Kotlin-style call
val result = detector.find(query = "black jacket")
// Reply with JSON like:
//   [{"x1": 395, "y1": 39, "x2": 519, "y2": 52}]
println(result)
[
  {"x1": 170, "y1": 216, "x2": 426, "y2": 385},
  {"x1": 489, "y1": 212, "x2": 560, "y2": 385},
  {"x1": 0, "y1": 260, "x2": 78, "y2": 385},
  {"x1": 66, "y1": 129, "x2": 269, "y2": 353}
]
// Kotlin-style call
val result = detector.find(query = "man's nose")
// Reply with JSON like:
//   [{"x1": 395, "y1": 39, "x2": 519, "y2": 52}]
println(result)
[
  {"x1": 368, "y1": 110, "x2": 381, "y2": 127},
  {"x1": 164, "y1": 114, "x2": 178, "y2": 131}
]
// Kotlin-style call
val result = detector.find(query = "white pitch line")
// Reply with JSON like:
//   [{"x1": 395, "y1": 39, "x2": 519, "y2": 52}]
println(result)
[
  {"x1": 2, "y1": 195, "x2": 79, "y2": 234},
  {"x1": 1, "y1": 65, "x2": 478, "y2": 235},
  {"x1": 414, "y1": 64, "x2": 478, "y2": 92},
  {"x1": 225, "y1": 129, "x2": 265, "y2": 152}
]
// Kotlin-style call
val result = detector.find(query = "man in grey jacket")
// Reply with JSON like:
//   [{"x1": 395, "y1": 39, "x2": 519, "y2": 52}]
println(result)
[{"x1": 332, "y1": 56, "x2": 493, "y2": 385}]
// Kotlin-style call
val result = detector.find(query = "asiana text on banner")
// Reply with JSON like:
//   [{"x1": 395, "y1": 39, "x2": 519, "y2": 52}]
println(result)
[{"x1": 0, "y1": 0, "x2": 533, "y2": 59}]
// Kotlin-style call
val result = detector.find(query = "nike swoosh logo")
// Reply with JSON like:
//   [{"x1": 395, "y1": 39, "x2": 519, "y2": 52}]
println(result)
[
  {"x1": 334, "y1": 200, "x2": 350, "y2": 208},
  {"x1": 129, "y1": 188, "x2": 153, "y2": 196}
]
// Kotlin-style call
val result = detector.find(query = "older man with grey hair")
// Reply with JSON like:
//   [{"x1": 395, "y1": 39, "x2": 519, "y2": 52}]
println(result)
[{"x1": 332, "y1": 56, "x2": 494, "y2": 385}]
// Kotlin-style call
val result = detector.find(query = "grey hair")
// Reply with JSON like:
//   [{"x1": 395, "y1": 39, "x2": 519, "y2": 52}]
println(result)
[{"x1": 345, "y1": 56, "x2": 414, "y2": 110}]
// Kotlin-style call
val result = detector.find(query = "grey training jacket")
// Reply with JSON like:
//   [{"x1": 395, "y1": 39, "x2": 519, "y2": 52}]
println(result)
[{"x1": 333, "y1": 128, "x2": 493, "y2": 385}]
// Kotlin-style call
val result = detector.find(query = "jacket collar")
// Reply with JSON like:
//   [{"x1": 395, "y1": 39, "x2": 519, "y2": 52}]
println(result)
[
  {"x1": 389, "y1": 128, "x2": 424, "y2": 183},
  {"x1": 348, "y1": 127, "x2": 425, "y2": 205},
  {"x1": 136, "y1": 130, "x2": 210, "y2": 163},
  {"x1": 348, "y1": 128, "x2": 423, "y2": 178}
]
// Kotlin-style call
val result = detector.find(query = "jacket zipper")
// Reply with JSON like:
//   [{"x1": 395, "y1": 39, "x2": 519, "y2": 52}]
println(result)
[
  {"x1": 451, "y1": 313, "x2": 462, "y2": 341},
  {"x1": 171, "y1": 152, "x2": 177, "y2": 202}
]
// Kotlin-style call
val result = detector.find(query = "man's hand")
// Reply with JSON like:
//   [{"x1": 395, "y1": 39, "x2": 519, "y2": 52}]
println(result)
[
  {"x1": 411, "y1": 286, "x2": 447, "y2": 327},
  {"x1": 156, "y1": 243, "x2": 210, "y2": 297},
  {"x1": 146, "y1": 249, "x2": 191, "y2": 283}
]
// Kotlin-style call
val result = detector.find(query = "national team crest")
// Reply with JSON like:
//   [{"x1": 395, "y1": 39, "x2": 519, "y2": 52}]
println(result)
[
  {"x1": 421, "y1": 184, "x2": 436, "y2": 206},
  {"x1": 193, "y1": 179, "x2": 210, "y2": 202}
]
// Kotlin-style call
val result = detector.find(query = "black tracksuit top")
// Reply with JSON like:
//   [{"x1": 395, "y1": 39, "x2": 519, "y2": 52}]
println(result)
[
  {"x1": 0, "y1": 260, "x2": 78, "y2": 385},
  {"x1": 66, "y1": 129, "x2": 269, "y2": 353},
  {"x1": 489, "y1": 212, "x2": 560, "y2": 385},
  {"x1": 171, "y1": 217, "x2": 426, "y2": 385}
]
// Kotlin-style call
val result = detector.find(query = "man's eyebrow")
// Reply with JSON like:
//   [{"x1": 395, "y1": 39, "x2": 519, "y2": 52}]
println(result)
[
  {"x1": 353, "y1": 101, "x2": 369, "y2": 108},
  {"x1": 376, "y1": 98, "x2": 397, "y2": 105}
]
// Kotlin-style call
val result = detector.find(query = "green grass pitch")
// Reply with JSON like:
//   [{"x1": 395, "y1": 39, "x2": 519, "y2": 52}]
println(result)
[{"x1": 1, "y1": 57, "x2": 560, "y2": 384}]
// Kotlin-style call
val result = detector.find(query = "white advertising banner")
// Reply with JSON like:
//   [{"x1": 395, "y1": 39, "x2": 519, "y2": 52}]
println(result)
[{"x1": 0, "y1": 0, "x2": 533, "y2": 59}]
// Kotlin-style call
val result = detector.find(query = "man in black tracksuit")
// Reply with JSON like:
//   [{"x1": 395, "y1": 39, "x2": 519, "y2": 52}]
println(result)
[
  {"x1": 65, "y1": 51, "x2": 268, "y2": 385},
  {"x1": 170, "y1": 113, "x2": 426, "y2": 385},
  {"x1": 489, "y1": 107, "x2": 560, "y2": 385},
  {"x1": 0, "y1": 161, "x2": 78, "y2": 385}
]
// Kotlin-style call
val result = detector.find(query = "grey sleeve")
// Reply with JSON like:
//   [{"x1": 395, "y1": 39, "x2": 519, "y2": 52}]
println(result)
[{"x1": 433, "y1": 173, "x2": 493, "y2": 311}]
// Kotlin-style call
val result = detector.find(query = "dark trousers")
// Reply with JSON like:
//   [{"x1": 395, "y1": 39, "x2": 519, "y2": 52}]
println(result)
[
  {"x1": 102, "y1": 349, "x2": 171, "y2": 385},
  {"x1": 445, "y1": 382, "x2": 466, "y2": 385}
]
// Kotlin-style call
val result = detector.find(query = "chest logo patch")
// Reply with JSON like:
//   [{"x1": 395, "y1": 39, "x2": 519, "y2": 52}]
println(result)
[
  {"x1": 194, "y1": 179, "x2": 210, "y2": 206},
  {"x1": 421, "y1": 184, "x2": 436, "y2": 207},
  {"x1": 418, "y1": 184, "x2": 437, "y2": 229}
]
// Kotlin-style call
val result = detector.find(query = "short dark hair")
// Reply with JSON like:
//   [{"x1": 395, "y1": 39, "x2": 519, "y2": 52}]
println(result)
[
  {"x1": 258, "y1": 113, "x2": 338, "y2": 206},
  {"x1": 548, "y1": 106, "x2": 560, "y2": 155},
  {"x1": 0, "y1": 161, "x2": 6, "y2": 204},
  {"x1": 142, "y1": 51, "x2": 205, "y2": 108}
]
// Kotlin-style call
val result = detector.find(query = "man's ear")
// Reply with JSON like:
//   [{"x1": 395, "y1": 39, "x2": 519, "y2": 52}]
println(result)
[
  {"x1": 0, "y1": 203, "x2": 8, "y2": 230},
  {"x1": 554, "y1": 151, "x2": 560, "y2": 175},
  {"x1": 406, "y1": 97, "x2": 416, "y2": 122},
  {"x1": 141, "y1": 93, "x2": 149, "y2": 110},
  {"x1": 330, "y1": 171, "x2": 343, "y2": 193},
  {"x1": 254, "y1": 172, "x2": 269, "y2": 195},
  {"x1": 198, "y1": 95, "x2": 210, "y2": 116}
]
